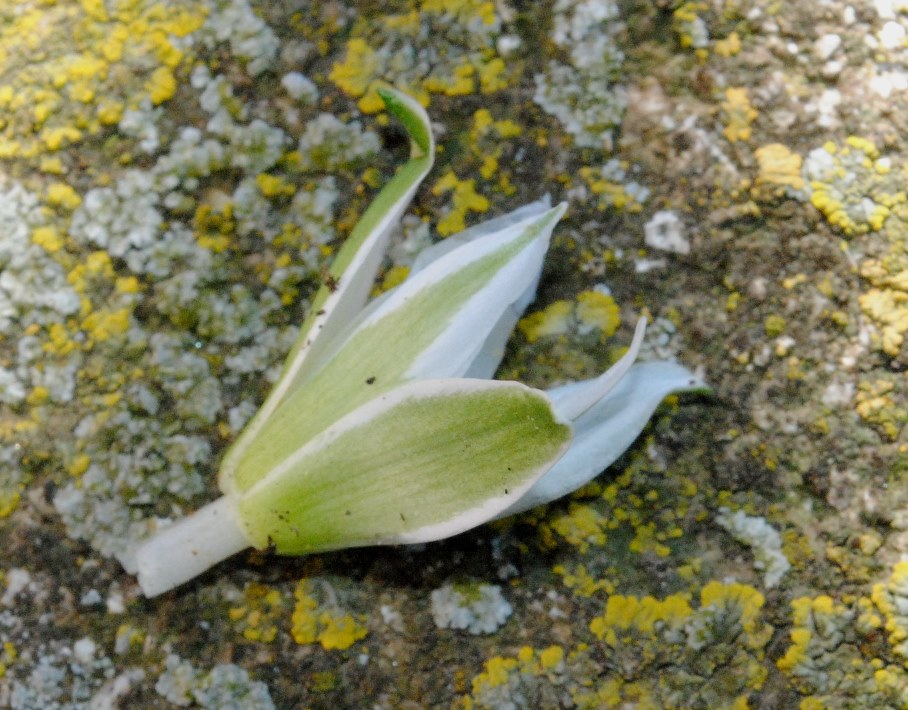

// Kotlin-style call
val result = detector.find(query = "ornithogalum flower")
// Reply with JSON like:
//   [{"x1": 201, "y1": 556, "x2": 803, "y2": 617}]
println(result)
[{"x1": 127, "y1": 89, "x2": 705, "y2": 597}]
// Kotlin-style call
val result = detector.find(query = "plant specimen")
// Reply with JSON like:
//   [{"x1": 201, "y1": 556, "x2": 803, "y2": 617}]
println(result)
[{"x1": 127, "y1": 90, "x2": 703, "y2": 596}]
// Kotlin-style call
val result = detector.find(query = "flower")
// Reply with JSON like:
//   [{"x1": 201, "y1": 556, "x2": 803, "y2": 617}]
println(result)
[{"x1": 126, "y1": 90, "x2": 705, "y2": 597}]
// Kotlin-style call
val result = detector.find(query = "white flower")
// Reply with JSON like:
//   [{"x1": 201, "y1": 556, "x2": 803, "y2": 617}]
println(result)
[{"x1": 127, "y1": 90, "x2": 705, "y2": 597}]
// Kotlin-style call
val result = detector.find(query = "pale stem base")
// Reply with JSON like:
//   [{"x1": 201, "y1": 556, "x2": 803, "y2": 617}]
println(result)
[{"x1": 133, "y1": 496, "x2": 251, "y2": 597}]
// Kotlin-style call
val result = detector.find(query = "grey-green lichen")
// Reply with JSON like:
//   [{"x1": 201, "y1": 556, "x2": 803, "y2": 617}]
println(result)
[
  {"x1": 155, "y1": 655, "x2": 274, "y2": 709},
  {"x1": 532, "y1": 0, "x2": 627, "y2": 150}
]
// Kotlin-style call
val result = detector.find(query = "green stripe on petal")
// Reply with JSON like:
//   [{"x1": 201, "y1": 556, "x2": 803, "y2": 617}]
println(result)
[
  {"x1": 234, "y1": 379, "x2": 571, "y2": 554},
  {"x1": 281, "y1": 89, "x2": 434, "y2": 386},
  {"x1": 219, "y1": 89, "x2": 434, "y2": 494},
  {"x1": 229, "y1": 204, "x2": 565, "y2": 492}
]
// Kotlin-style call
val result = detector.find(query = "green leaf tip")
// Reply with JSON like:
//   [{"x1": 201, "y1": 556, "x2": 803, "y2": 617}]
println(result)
[{"x1": 376, "y1": 87, "x2": 433, "y2": 158}]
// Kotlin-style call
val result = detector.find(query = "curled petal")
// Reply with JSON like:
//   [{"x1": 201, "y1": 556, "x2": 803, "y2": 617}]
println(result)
[
  {"x1": 332, "y1": 201, "x2": 566, "y2": 381},
  {"x1": 551, "y1": 318, "x2": 647, "y2": 422},
  {"x1": 502, "y1": 361, "x2": 707, "y2": 516}
]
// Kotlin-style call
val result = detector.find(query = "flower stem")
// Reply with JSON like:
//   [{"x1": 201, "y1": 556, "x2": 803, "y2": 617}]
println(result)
[{"x1": 133, "y1": 496, "x2": 251, "y2": 597}]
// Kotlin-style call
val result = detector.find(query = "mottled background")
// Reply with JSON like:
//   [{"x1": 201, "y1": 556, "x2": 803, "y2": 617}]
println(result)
[{"x1": 2, "y1": 0, "x2": 908, "y2": 707}]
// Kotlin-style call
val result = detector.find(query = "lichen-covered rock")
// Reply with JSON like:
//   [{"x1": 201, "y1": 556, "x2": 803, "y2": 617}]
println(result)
[{"x1": 3, "y1": 0, "x2": 908, "y2": 707}]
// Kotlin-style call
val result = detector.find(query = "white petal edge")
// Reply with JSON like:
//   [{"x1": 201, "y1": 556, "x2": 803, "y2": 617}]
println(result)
[
  {"x1": 501, "y1": 361, "x2": 707, "y2": 516},
  {"x1": 309, "y1": 203, "x2": 568, "y2": 382},
  {"x1": 552, "y1": 317, "x2": 648, "y2": 422},
  {"x1": 272, "y1": 91, "x2": 435, "y2": 396},
  {"x1": 320, "y1": 200, "x2": 553, "y2": 335},
  {"x1": 410, "y1": 196, "x2": 552, "y2": 274},
  {"x1": 412, "y1": 197, "x2": 554, "y2": 379},
  {"x1": 403, "y1": 203, "x2": 566, "y2": 379},
  {"x1": 461, "y1": 301, "x2": 524, "y2": 379}
]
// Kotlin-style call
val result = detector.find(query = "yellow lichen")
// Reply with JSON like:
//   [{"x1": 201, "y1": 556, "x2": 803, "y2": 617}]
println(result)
[
  {"x1": 870, "y1": 561, "x2": 908, "y2": 660},
  {"x1": 81, "y1": 307, "x2": 130, "y2": 343},
  {"x1": 576, "y1": 291, "x2": 620, "y2": 339},
  {"x1": 0, "y1": 642, "x2": 16, "y2": 678},
  {"x1": 317, "y1": 613, "x2": 369, "y2": 650},
  {"x1": 468, "y1": 108, "x2": 521, "y2": 181},
  {"x1": 0, "y1": 0, "x2": 206, "y2": 163},
  {"x1": 193, "y1": 202, "x2": 236, "y2": 254},
  {"x1": 549, "y1": 503, "x2": 608, "y2": 552},
  {"x1": 518, "y1": 291, "x2": 621, "y2": 344},
  {"x1": 31, "y1": 226, "x2": 64, "y2": 253},
  {"x1": 145, "y1": 66, "x2": 177, "y2": 105},
  {"x1": 67, "y1": 250, "x2": 115, "y2": 293},
  {"x1": 721, "y1": 87, "x2": 758, "y2": 143},
  {"x1": 553, "y1": 563, "x2": 614, "y2": 597},
  {"x1": 579, "y1": 163, "x2": 648, "y2": 213},
  {"x1": 431, "y1": 171, "x2": 490, "y2": 236},
  {"x1": 115, "y1": 276, "x2": 141, "y2": 295},
  {"x1": 628, "y1": 522, "x2": 671, "y2": 557},
  {"x1": 590, "y1": 593, "x2": 693, "y2": 645},
  {"x1": 291, "y1": 580, "x2": 368, "y2": 651},
  {"x1": 329, "y1": 39, "x2": 391, "y2": 114},
  {"x1": 330, "y1": 0, "x2": 506, "y2": 113},
  {"x1": 43, "y1": 127, "x2": 82, "y2": 151},
  {"x1": 421, "y1": 0, "x2": 496, "y2": 26},
  {"x1": 473, "y1": 655, "x2": 517, "y2": 691},
  {"x1": 0, "y1": 490, "x2": 21, "y2": 519},
  {"x1": 806, "y1": 137, "x2": 905, "y2": 237},
  {"x1": 256, "y1": 173, "x2": 297, "y2": 199},
  {"x1": 45, "y1": 182, "x2": 82, "y2": 210},
  {"x1": 701, "y1": 581, "x2": 767, "y2": 643},
  {"x1": 539, "y1": 645, "x2": 564, "y2": 670},
  {"x1": 44, "y1": 323, "x2": 77, "y2": 356},
  {"x1": 672, "y1": 1, "x2": 709, "y2": 52},
  {"x1": 857, "y1": 256, "x2": 908, "y2": 356},
  {"x1": 714, "y1": 31, "x2": 741, "y2": 57},
  {"x1": 764, "y1": 314, "x2": 786, "y2": 337},
  {"x1": 229, "y1": 582, "x2": 284, "y2": 643},
  {"x1": 68, "y1": 454, "x2": 90, "y2": 477},
  {"x1": 776, "y1": 590, "x2": 908, "y2": 704},
  {"x1": 424, "y1": 63, "x2": 475, "y2": 96},
  {"x1": 464, "y1": 645, "x2": 569, "y2": 707},
  {"x1": 478, "y1": 57, "x2": 508, "y2": 93},
  {"x1": 376, "y1": 264, "x2": 410, "y2": 295},
  {"x1": 518, "y1": 300, "x2": 573, "y2": 342},
  {"x1": 753, "y1": 143, "x2": 805, "y2": 194},
  {"x1": 854, "y1": 378, "x2": 905, "y2": 440},
  {"x1": 197, "y1": 234, "x2": 231, "y2": 253},
  {"x1": 39, "y1": 157, "x2": 65, "y2": 174}
]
